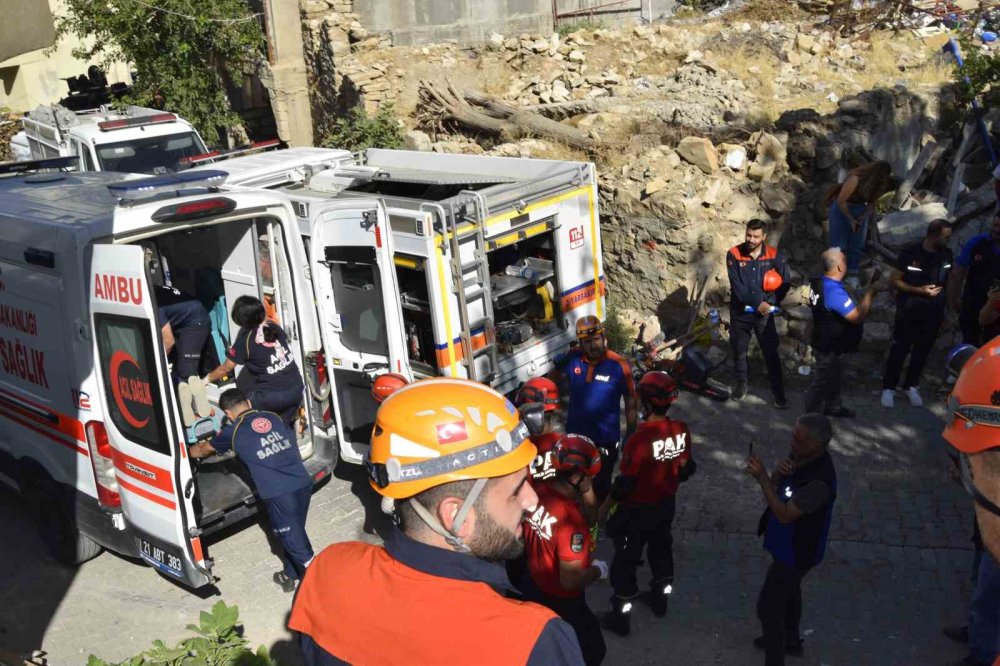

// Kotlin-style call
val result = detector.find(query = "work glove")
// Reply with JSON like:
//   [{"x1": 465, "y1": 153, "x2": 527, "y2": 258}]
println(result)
[{"x1": 593, "y1": 559, "x2": 610, "y2": 581}]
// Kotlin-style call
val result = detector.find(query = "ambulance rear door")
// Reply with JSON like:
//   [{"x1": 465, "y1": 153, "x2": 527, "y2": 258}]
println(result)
[
  {"x1": 88, "y1": 243, "x2": 210, "y2": 588},
  {"x1": 309, "y1": 200, "x2": 409, "y2": 463}
]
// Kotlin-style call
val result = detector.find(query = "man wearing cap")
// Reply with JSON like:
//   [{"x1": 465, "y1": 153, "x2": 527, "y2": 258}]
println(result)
[
  {"x1": 943, "y1": 339, "x2": 1000, "y2": 666},
  {"x1": 289, "y1": 378, "x2": 585, "y2": 666},
  {"x1": 726, "y1": 218, "x2": 790, "y2": 407},
  {"x1": 559, "y1": 315, "x2": 637, "y2": 500}
]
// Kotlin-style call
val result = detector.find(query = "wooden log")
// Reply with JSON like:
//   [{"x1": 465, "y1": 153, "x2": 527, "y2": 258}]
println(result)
[
  {"x1": 945, "y1": 162, "x2": 967, "y2": 214},
  {"x1": 891, "y1": 141, "x2": 940, "y2": 209}
]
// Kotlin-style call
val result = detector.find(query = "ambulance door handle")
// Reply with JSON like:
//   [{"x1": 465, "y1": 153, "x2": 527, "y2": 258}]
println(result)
[{"x1": 184, "y1": 478, "x2": 195, "y2": 499}]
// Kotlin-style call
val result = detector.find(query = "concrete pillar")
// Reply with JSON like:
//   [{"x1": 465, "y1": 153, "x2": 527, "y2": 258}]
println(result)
[{"x1": 262, "y1": 0, "x2": 313, "y2": 146}]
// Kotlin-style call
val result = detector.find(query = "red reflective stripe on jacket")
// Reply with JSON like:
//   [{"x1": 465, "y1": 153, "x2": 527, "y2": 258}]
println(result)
[{"x1": 289, "y1": 542, "x2": 557, "y2": 665}]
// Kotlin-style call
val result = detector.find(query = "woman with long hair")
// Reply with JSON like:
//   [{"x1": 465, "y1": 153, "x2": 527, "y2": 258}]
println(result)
[
  {"x1": 206, "y1": 295, "x2": 304, "y2": 426},
  {"x1": 825, "y1": 160, "x2": 894, "y2": 279}
]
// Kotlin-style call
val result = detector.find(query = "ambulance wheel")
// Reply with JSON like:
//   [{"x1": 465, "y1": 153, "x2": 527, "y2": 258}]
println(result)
[{"x1": 29, "y1": 484, "x2": 102, "y2": 565}]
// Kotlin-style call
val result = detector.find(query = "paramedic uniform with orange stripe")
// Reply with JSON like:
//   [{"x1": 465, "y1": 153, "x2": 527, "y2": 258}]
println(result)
[
  {"x1": 564, "y1": 349, "x2": 635, "y2": 498},
  {"x1": 289, "y1": 529, "x2": 586, "y2": 666},
  {"x1": 211, "y1": 409, "x2": 313, "y2": 581}
]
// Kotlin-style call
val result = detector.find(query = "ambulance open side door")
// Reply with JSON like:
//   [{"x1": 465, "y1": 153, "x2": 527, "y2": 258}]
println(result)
[
  {"x1": 309, "y1": 200, "x2": 410, "y2": 464},
  {"x1": 88, "y1": 244, "x2": 211, "y2": 588}
]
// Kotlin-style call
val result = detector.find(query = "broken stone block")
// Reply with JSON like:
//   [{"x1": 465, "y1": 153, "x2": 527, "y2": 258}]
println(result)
[
  {"x1": 676, "y1": 136, "x2": 718, "y2": 174},
  {"x1": 760, "y1": 183, "x2": 796, "y2": 214},
  {"x1": 876, "y1": 203, "x2": 949, "y2": 248},
  {"x1": 488, "y1": 33, "x2": 505, "y2": 50},
  {"x1": 644, "y1": 178, "x2": 668, "y2": 196},
  {"x1": 720, "y1": 144, "x2": 747, "y2": 170},
  {"x1": 796, "y1": 34, "x2": 815, "y2": 52},
  {"x1": 404, "y1": 130, "x2": 432, "y2": 152},
  {"x1": 748, "y1": 161, "x2": 776, "y2": 182},
  {"x1": 568, "y1": 49, "x2": 586, "y2": 63}
]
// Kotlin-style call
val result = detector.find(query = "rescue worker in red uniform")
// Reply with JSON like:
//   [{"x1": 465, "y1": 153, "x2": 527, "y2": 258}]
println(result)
[
  {"x1": 516, "y1": 376, "x2": 563, "y2": 483},
  {"x1": 602, "y1": 371, "x2": 697, "y2": 636},
  {"x1": 521, "y1": 434, "x2": 608, "y2": 666},
  {"x1": 289, "y1": 378, "x2": 586, "y2": 666}
]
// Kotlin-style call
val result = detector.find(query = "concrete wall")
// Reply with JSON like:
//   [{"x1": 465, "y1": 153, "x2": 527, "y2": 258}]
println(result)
[
  {"x1": 0, "y1": 0, "x2": 130, "y2": 112},
  {"x1": 352, "y1": 0, "x2": 679, "y2": 45},
  {"x1": 259, "y1": 0, "x2": 313, "y2": 146},
  {"x1": 353, "y1": 0, "x2": 553, "y2": 45}
]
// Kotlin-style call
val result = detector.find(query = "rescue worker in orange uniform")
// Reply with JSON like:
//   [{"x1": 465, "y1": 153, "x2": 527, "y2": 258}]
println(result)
[
  {"x1": 602, "y1": 371, "x2": 697, "y2": 636},
  {"x1": 521, "y1": 434, "x2": 608, "y2": 666},
  {"x1": 943, "y1": 339, "x2": 1000, "y2": 666},
  {"x1": 288, "y1": 378, "x2": 586, "y2": 666}
]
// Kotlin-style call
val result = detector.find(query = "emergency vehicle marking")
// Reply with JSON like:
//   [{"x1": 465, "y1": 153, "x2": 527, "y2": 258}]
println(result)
[
  {"x1": 651, "y1": 433, "x2": 687, "y2": 461},
  {"x1": 526, "y1": 505, "x2": 558, "y2": 540},
  {"x1": 257, "y1": 430, "x2": 293, "y2": 459},
  {"x1": 0, "y1": 337, "x2": 48, "y2": 388},
  {"x1": 117, "y1": 477, "x2": 176, "y2": 510},
  {"x1": 93, "y1": 273, "x2": 143, "y2": 305},
  {"x1": 251, "y1": 417, "x2": 272, "y2": 434},
  {"x1": 569, "y1": 226, "x2": 585, "y2": 250},
  {"x1": 0, "y1": 304, "x2": 38, "y2": 335},
  {"x1": 559, "y1": 276, "x2": 606, "y2": 313},
  {"x1": 109, "y1": 350, "x2": 153, "y2": 429},
  {"x1": 0, "y1": 409, "x2": 88, "y2": 456},
  {"x1": 0, "y1": 387, "x2": 88, "y2": 455}
]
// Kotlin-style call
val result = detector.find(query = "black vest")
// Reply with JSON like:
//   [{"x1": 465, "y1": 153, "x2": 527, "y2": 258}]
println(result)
[
  {"x1": 962, "y1": 236, "x2": 1000, "y2": 305},
  {"x1": 762, "y1": 451, "x2": 838, "y2": 570},
  {"x1": 809, "y1": 277, "x2": 862, "y2": 353}
]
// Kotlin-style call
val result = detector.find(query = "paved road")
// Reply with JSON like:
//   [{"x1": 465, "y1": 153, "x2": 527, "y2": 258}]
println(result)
[{"x1": 0, "y1": 382, "x2": 977, "y2": 665}]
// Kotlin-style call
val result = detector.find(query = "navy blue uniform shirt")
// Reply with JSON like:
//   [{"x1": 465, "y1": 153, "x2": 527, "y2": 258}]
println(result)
[
  {"x1": 564, "y1": 348, "x2": 635, "y2": 445},
  {"x1": 211, "y1": 409, "x2": 310, "y2": 499},
  {"x1": 227, "y1": 323, "x2": 302, "y2": 394},
  {"x1": 155, "y1": 285, "x2": 210, "y2": 329}
]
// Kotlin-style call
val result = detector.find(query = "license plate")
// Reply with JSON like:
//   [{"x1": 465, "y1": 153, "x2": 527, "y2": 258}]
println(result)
[{"x1": 136, "y1": 534, "x2": 185, "y2": 579}]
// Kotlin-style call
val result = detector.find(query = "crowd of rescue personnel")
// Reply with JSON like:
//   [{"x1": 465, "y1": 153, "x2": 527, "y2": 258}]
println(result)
[{"x1": 152, "y1": 157, "x2": 1000, "y2": 665}]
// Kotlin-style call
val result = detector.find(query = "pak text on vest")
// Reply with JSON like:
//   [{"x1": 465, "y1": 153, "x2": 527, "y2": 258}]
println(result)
[
  {"x1": 257, "y1": 431, "x2": 293, "y2": 459},
  {"x1": 652, "y1": 433, "x2": 686, "y2": 461},
  {"x1": 527, "y1": 505, "x2": 558, "y2": 540}
]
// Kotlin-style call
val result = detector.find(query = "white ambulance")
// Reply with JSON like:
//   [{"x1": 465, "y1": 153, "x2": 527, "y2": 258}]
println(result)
[{"x1": 0, "y1": 148, "x2": 605, "y2": 588}]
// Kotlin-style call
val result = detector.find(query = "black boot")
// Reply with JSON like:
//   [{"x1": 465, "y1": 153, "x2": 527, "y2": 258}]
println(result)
[
  {"x1": 601, "y1": 594, "x2": 634, "y2": 636},
  {"x1": 732, "y1": 380, "x2": 748, "y2": 401},
  {"x1": 650, "y1": 577, "x2": 672, "y2": 617}
]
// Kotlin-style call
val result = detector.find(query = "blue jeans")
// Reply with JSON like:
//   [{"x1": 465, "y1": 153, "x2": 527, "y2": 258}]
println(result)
[
  {"x1": 264, "y1": 484, "x2": 314, "y2": 580},
  {"x1": 828, "y1": 202, "x2": 868, "y2": 272},
  {"x1": 970, "y1": 549, "x2": 1000, "y2": 664}
]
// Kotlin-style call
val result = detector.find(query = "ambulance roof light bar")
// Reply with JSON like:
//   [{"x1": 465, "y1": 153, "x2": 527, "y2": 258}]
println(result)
[
  {"x1": 177, "y1": 139, "x2": 282, "y2": 169},
  {"x1": 0, "y1": 156, "x2": 78, "y2": 175},
  {"x1": 98, "y1": 113, "x2": 177, "y2": 131},
  {"x1": 106, "y1": 170, "x2": 229, "y2": 202}
]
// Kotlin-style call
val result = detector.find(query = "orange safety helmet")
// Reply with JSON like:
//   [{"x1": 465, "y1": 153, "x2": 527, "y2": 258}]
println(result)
[
  {"x1": 576, "y1": 315, "x2": 605, "y2": 340},
  {"x1": 367, "y1": 378, "x2": 536, "y2": 500},
  {"x1": 762, "y1": 269, "x2": 783, "y2": 293},
  {"x1": 551, "y1": 434, "x2": 602, "y2": 477},
  {"x1": 638, "y1": 370, "x2": 679, "y2": 407},
  {"x1": 371, "y1": 373, "x2": 409, "y2": 404},
  {"x1": 942, "y1": 338, "x2": 1000, "y2": 455},
  {"x1": 515, "y1": 377, "x2": 560, "y2": 412}
]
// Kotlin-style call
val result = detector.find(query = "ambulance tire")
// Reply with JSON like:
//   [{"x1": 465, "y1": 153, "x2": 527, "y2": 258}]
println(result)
[{"x1": 26, "y1": 479, "x2": 102, "y2": 566}]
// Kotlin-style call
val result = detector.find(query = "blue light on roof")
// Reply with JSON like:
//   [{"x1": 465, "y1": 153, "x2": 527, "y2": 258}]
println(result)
[{"x1": 106, "y1": 169, "x2": 228, "y2": 196}]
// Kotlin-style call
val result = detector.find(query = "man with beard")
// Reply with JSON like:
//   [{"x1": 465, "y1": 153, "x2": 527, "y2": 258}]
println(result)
[
  {"x1": 560, "y1": 315, "x2": 637, "y2": 500},
  {"x1": 942, "y1": 339, "x2": 1000, "y2": 666},
  {"x1": 745, "y1": 413, "x2": 837, "y2": 666},
  {"x1": 881, "y1": 219, "x2": 954, "y2": 409},
  {"x1": 289, "y1": 378, "x2": 585, "y2": 666}
]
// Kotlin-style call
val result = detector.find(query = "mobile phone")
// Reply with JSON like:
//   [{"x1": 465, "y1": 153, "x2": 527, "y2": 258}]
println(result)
[{"x1": 748, "y1": 439, "x2": 755, "y2": 457}]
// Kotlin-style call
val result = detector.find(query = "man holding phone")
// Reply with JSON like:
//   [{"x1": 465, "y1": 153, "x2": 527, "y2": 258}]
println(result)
[
  {"x1": 977, "y1": 281, "x2": 1000, "y2": 344},
  {"x1": 880, "y1": 219, "x2": 953, "y2": 408}
]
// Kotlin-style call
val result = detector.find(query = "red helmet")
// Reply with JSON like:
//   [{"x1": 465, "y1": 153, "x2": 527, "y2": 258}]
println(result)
[
  {"x1": 515, "y1": 377, "x2": 559, "y2": 412},
  {"x1": 551, "y1": 434, "x2": 602, "y2": 477},
  {"x1": 371, "y1": 373, "x2": 409, "y2": 404},
  {"x1": 762, "y1": 269, "x2": 783, "y2": 293},
  {"x1": 638, "y1": 371, "x2": 679, "y2": 407}
]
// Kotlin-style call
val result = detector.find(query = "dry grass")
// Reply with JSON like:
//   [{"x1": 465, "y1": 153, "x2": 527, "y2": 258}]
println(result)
[
  {"x1": 852, "y1": 32, "x2": 953, "y2": 89},
  {"x1": 722, "y1": 43, "x2": 783, "y2": 123}
]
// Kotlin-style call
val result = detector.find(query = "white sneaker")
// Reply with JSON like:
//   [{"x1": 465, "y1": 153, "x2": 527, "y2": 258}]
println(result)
[
  {"x1": 906, "y1": 386, "x2": 923, "y2": 407},
  {"x1": 880, "y1": 389, "x2": 894, "y2": 408}
]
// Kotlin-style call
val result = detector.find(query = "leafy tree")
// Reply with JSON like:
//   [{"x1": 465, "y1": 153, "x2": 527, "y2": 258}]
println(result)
[
  {"x1": 952, "y1": 35, "x2": 1000, "y2": 108},
  {"x1": 55, "y1": 0, "x2": 265, "y2": 144},
  {"x1": 319, "y1": 103, "x2": 406, "y2": 152}
]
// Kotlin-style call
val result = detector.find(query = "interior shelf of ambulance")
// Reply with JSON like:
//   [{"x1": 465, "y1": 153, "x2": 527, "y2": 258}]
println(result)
[
  {"x1": 138, "y1": 218, "x2": 320, "y2": 534},
  {"x1": 395, "y1": 227, "x2": 562, "y2": 376}
]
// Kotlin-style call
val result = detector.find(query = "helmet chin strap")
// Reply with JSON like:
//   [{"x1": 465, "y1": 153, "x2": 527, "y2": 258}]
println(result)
[{"x1": 407, "y1": 477, "x2": 490, "y2": 554}]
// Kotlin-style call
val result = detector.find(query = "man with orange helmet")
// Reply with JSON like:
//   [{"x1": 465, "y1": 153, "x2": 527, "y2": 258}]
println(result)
[
  {"x1": 559, "y1": 315, "x2": 637, "y2": 500},
  {"x1": 943, "y1": 338, "x2": 1000, "y2": 666},
  {"x1": 601, "y1": 370, "x2": 696, "y2": 636},
  {"x1": 289, "y1": 378, "x2": 586, "y2": 665},
  {"x1": 521, "y1": 434, "x2": 608, "y2": 666},
  {"x1": 726, "y1": 218, "x2": 790, "y2": 407},
  {"x1": 515, "y1": 377, "x2": 563, "y2": 483}
]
